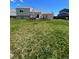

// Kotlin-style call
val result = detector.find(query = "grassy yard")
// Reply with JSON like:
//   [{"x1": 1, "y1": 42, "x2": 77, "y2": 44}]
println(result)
[{"x1": 10, "y1": 18, "x2": 69, "y2": 59}]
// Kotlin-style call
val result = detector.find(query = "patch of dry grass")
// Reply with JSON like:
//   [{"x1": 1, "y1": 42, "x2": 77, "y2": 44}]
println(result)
[{"x1": 10, "y1": 19, "x2": 69, "y2": 59}]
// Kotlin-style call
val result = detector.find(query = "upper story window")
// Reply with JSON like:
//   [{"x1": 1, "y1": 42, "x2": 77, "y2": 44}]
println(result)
[{"x1": 20, "y1": 10, "x2": 23, "y2": 13}]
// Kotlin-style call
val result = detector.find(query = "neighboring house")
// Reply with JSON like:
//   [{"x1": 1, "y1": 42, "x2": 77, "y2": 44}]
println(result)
[
  {"x1": 30, "y1": 11, "x2": 42, "y2": 19},
  {"x1": 42, "y1": 13, "x2": 53, "y2": 19},
  {"x1": 13, "y1": 7, "x2": 54, "y2": 19},
  {"x1": 16, "y1": 7, "x2": 33, "y2": 18},
  {"x1": 57, "y1": 8, "x2": 69, "y2": 19}
]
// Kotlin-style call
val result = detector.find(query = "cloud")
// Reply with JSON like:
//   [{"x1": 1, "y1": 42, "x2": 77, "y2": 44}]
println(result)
[
  {"x1": 10, "y1": 0, "x2": 14, "y2": 2},
  {"x1": 19, "y1": 0, "x2": 23, "y2": 2},
  {"x1": 10, "y1": 0, "x2": 24, "y2": 2},
  {"x1": 10, "y1": 0, "x2": 24, "y2": 3}
]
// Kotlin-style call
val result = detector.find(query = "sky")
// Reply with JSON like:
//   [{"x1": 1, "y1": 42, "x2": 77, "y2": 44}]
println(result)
[{"x1": 10, "y1": 0, "x2": 69, "y2": 16}]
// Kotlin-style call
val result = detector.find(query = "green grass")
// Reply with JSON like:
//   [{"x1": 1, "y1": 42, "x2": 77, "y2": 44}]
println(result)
[{"x1": 10, "y1": 18, "x2": 69, "y2": 59}]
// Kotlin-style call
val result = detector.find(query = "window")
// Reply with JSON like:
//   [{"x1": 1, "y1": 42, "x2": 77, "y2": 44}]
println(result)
[
  {"x1": 36, "y1": 14, "x2": 39, "y2": 18},
  {"x1": 20, "y1": 10, "x2": 23, "y2": 13}
]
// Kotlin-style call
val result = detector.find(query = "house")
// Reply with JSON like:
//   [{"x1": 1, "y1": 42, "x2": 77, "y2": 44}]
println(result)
[
  {"x1": 57, "y1": 8, "x2": 69, "y2": 19},
  {"x1": 30, "y1": 10, "x2": 42, "y2": 19},
  {"x1": 15, "y1": 7, "x2": 54, "y2": 19},
  {"x1": 42, "y1": 13, "x2": 53, "y2": 19},
  {"x1": 16, "y1": 7, "x2": 42, "y2": 19},
  {"x1": 16, "y1": 7, "x2": 33, "y2": 18}
]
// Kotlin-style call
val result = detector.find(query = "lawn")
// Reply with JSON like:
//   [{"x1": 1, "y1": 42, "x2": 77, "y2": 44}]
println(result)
[{"x1": 10, "y1": 18, "x2": 69, "y2": 59}]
